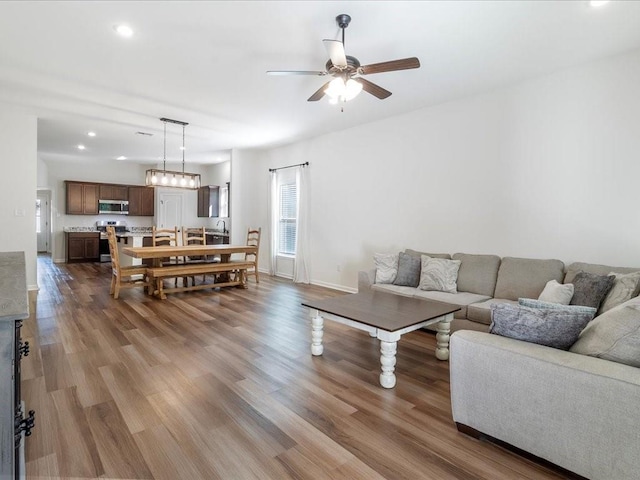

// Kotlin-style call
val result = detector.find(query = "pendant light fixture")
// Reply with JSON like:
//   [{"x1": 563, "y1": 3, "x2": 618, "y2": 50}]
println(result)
[{"x1": 145, "y1": 117, "x2": 201, "y2": 189}]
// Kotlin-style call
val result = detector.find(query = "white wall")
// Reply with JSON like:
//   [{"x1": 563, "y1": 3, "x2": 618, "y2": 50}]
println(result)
[
  {"x1": 0, "y1": 106, "x2": 38, "y2": 288},
  {"x1": 238, "y1": 48, "x2": 640, "y2": 291}
]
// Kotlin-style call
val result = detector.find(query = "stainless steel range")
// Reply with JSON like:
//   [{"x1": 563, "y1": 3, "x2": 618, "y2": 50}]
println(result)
[{"x1": 96, "y1": 220, "x2": 129, "y2": 262}]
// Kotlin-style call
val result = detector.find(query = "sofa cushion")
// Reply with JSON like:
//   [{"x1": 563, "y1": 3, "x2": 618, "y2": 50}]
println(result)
[
  {"x1": 414, "y1": 290, "x2": 491, "y2": 319},
  {"x1": 467, "y1": 298, "x2": 519, "y2": 325},
  {"x1": 570, "y1": 304, "x2": 640, "y2": 367},
  {"x1": 598, "y1": 271, "x2": 640, "y2": 314},
  {"x1": 419, "y1": 256, "x2": 461, "y2": 294},
  {"x1": 371, "y1": 283, "x2": 416, "y2": 297},
  {"x1": 405, "y1": 249, "x2": 451, "y2": 260},
  {"x1": 393, "y1": 251, "x2": 421, "y2": 287},
  {"x1": 493, "y1": 257, "x2": 565, "y2": 301},
  {"x1": 564, "y1": 261, "x2": 640, "y2": 284},
  {"x1": 570, "y1": 271, "x2": 615, "y2": 309},
  {"x1": 373, "y1": 253, "x2": 398, "y2": 284},
  {"x1": 451, "y1": 253, "x2": 501, "y2": 297},
  {"x1": 538, "y1": 279, "x2": 574, "y2": 305},
  {"x1": 490, "y1": 303, "x2": 594, "y2": 350}
]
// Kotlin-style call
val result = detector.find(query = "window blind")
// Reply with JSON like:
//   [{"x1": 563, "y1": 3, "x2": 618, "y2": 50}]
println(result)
[{"x1": 278, "y1": 183, "x2": 297, "y2": 255}]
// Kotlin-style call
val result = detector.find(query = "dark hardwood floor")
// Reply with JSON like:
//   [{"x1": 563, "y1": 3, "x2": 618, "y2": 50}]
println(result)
[{"x1": 21, "y1": 255, "x2": 567, "y2": 479}]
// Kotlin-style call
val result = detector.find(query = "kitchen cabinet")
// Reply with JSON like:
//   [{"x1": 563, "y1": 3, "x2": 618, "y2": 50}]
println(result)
[
  {"x1": 0, "y1": 252, "x2": 34, "y2": 480},
  {"x1": 206, "y1": 233, "x2": 229, "y2": 245},
  {"x1": 99, "y1": 184, "x2": 128, "y2": 201},
  {"x1": 66, "y1": 232, "x2": 100, "y2": 263},
  {"x1": 128, "y1": 186, "x2": 155, "y2": 216},
  {"x1": 65, "y1": 181, "x2": 99, "y2": 215},
  {"x1": 197, "y1": 185, "x2": 220, "y2": 218}
]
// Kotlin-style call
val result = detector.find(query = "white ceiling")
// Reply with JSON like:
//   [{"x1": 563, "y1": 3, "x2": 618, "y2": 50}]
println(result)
[{"x1": 1, "y1": 1, "x2": 640, "y2": 166}]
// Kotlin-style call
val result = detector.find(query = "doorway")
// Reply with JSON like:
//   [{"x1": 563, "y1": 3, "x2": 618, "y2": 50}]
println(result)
[
  {"x1": 157, "y1": 191, "x2": 184, "y2": 229},
  {"x1": 36, "y1": 191, "x2": 51, "y2": 253}
]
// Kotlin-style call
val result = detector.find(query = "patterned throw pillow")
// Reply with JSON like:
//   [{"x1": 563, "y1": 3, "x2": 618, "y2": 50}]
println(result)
[
  {"x1": 490, "y1": 303, "x2": 594, "y2": 350},
  {"x1": 374, "y1": 253, "x2": 399, "y2": 284},
  {"x1": 393, "y1": 252, "x2": 421, "y2": 287},
  {"x1": 570, "y1": 271, "x2": 615, "y2": 309},
  {"x1": 598, "y1": 271, "x2": 640, "y2": 314},
  {"x1": 538, "y1": 279, "x2": 574, "y2": 305},
  {"x1": 418, "y1": 256, "x2": 461, "y2": 293}
]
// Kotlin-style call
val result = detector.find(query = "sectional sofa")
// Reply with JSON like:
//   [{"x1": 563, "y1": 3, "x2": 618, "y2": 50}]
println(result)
[{"x1": 358, "y1": 250, "x2": 640, "y2": 480}]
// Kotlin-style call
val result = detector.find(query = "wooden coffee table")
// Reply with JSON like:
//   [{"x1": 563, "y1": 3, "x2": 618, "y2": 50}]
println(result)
[{"x1": 302, "y1": 291, "x2": 460, "y2": 388}]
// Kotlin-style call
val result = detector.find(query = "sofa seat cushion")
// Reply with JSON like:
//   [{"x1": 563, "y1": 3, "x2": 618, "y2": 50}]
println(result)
[
  {"x1": 493, "y1": 257, "x2": 565, "y2": 301},
  {"x1": 371, "y1": 283, "x2": 416, "y2": 297},
  {"x1": 467, "y1": 298, "x2": 519, "y2": 325},
  {"x1": 452, "y1": 253, "x2": 501, "y2": 297},
  {"x1": 414, "y1": 290, "x2": 491, "y2": 319}
]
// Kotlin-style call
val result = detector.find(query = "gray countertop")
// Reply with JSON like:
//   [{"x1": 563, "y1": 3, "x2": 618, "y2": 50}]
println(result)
[{"x1": 0, "y1": 251, "x2": 29, "y2": 322}]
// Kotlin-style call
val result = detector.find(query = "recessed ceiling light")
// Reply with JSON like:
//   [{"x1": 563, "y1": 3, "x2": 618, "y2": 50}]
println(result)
[
  {"x1": 117, "y1": 156, "x2": 127, "y2": 160},
  {"x1": 87, "y1": 131, "x2": 96, "y2": 137},
  {"x1": 77, "y1": 144, "x2": 85, "y2": 150},
  {"x1": 114, "y1": 24, "x2": 134, "y2": 38},
  {"x1": 590, "y1": 0, "x2": 610, "y2": 7}
]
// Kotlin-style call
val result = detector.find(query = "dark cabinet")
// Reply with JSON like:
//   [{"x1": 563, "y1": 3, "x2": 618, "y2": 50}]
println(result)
[
  {"x1": 128, "y1": 186, "x2": 154, "y2": 216},
  {"x1": 206, "y1": 233, "x2": 229, "y2": 245},
  {"x1": 66, "y1": 182, "x2": 99, "y2": 215},
  {"x1": 198, "y1": 185, "x2": 220, "y2": 218},
  {"x1": 66, "y1": 232, "x2": 100, "y2": 263},
  {"x1": 99, "y1": 184, "x2": 128, "y2": 201}
]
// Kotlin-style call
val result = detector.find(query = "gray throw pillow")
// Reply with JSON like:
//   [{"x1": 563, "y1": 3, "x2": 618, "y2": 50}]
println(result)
[
  {"x1": 393, "y1": 252, "x2": 421, "y2": 287},
  {"x1": 490, "y1": 303, "x2": 595, "y2": 350},
  {"x1": 598, "y1": 271, "x2": 640, "y2": 314},
  {"x1": 570, "y1": 271, "x2": 615, "y2": 309}
]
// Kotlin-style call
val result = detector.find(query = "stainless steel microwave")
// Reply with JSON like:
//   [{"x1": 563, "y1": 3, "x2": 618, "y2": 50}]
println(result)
[{"x1": 98, "y1": 199, "x2": 129, "y2": 215}]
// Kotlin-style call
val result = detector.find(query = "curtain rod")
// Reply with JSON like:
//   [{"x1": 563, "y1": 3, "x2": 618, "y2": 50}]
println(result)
[{"x1": 268, "y1": 161, "x2": 309, "y2": 172}]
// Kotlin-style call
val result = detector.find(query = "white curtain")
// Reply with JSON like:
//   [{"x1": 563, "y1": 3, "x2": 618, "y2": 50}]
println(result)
[
  {"x1": 268, "y1": 170, "x2": 277, "y2": 276},
  {"x1": 293, "y1": 165, "x2": 310, "y2": 284}
]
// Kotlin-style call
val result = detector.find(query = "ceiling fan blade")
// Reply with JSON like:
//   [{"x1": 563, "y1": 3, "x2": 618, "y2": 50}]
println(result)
[
  {"x1": 323, "y1": 39, "x2": 347, "y2": 68},
  {"x1": 307, "y1": 81, "x2": 331, "y2": 102},
  {"x1": 267, "y1": 70, "x2": 327, "y2": 76},
  {"x1": 358, "y1": 78, "x2": 392, "y2": 99},
  {"x1": 360, "y1": 57, "x2": 420, "y2": 75}
]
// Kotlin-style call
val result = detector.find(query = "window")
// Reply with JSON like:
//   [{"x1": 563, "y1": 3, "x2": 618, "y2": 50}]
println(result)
[
  {"x1": 35, "y1": 198, "x2": 41, "y2": 234},
  {"x1": 278, "y1": 182, "x2": 298, "y2": 255}
]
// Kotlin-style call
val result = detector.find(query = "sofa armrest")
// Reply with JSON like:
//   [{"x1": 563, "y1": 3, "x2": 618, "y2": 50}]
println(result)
[
  {"x1": 450, "y1": 330, "x2": 640, "y2": 480},
  {"x1": 358, "y1": 269, "x2": 376, "y2": 291}
]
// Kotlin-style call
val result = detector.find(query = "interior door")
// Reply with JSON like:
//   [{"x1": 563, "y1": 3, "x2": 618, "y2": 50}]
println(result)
[
  {"x1": 36, "y1": 192, "x2": 51, "y2": 252},
  {"x1": 158, "y1": 192, "x2": 183, "y2": 229}
]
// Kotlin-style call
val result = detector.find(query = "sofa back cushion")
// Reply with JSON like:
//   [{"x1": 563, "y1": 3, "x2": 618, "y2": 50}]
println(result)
[
  {"x1": 405, "y1": 249, "x2": 451, "y2": 260},
  {"x1": 564, "y1": 262, "x2": 640, "y2": 284},
  {"x1": 452, "y1": 253, "x2": 501, "y2": 297},
  {"x1": 494, "y1": 257, "x2": 565, "y2": 301}
]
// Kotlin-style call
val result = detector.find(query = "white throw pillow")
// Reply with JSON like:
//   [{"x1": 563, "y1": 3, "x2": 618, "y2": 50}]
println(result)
[
  {"x1": 419, "y1": 255, "x2": 461, "y2": 293},
  {"x1": 374, "y1": 253, "x2": 399, "y2": 284},
  {"x1": 538, "y1": 279, "x2": 574, "y2": 305}
]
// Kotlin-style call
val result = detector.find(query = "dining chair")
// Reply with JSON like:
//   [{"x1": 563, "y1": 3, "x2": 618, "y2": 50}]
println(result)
[
  {"x1": 181, "y1": 226, "x2": 207, "y2": 285},
  {"x1": 245, "y1": 227, "x2": 261, "y2": 283},
  {"x1": 106, "y1": 226, "x2": 150, "y2": 299},
  {"x1": 152, "y1": 226, "x2": 180, "y2": 286}
]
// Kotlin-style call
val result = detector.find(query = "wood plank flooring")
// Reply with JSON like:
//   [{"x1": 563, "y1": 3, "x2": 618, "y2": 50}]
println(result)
[{"x1": 21, "y1": 255, "x2": 569, "y2": 479}]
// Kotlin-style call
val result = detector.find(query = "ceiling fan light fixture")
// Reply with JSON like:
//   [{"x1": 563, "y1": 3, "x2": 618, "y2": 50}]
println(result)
[{"x1": 325, "y1": 77, "x2": 362, "y2": 102}]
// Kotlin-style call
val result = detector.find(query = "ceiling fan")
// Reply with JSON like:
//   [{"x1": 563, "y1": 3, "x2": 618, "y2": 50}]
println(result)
[{"x1": 267, "y1": 14, "x2": 420, "y2": 103}]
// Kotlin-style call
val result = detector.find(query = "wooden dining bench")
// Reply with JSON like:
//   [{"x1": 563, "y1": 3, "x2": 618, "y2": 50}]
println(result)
[{"x1": 146, "y1": 261, "x2": 254, "y2": 299}]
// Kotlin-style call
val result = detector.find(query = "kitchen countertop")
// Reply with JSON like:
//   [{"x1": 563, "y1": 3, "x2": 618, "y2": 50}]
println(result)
[{"x1": 64, "y1": 227, "x2": 228, "y2": 236}]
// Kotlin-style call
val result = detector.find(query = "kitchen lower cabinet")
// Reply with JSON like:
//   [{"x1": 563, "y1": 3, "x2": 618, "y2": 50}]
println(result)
[
  {"x1": 66, "y1": 232, "x2": 100, "y2": 263},
  {"x1": 0, "y1": 252, "x2": 33, "y2": 480},
  {"x1": 206, "y1": 233, "x2": 229, "y2": 245}
]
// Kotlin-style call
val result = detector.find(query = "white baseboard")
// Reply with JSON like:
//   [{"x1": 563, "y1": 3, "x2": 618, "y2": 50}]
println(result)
[
  {"x1": 27, "y1": 284, "x2": 39, "y2": 291},
  {"x1": 53, "y1": 258, "x2": 66, "y2": 263},
  {"x1": 310, "y1": 279, "x2": 357, "y2": 293}
]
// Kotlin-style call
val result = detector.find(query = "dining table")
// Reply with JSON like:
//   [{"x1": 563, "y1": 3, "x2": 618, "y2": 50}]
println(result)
[{"x1": 120, "y1": 244, "x2": 258, "y2": 298}]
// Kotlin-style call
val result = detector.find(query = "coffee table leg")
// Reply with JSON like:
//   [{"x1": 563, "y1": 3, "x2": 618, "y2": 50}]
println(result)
[
  {"x1": 380, "y1": 340, "x2": 397, "y2": 388},
  {"x1": 311, "y1": 312, "x2": 324, "y2": 356},
  {"x1": 436, "y1": 313, "x2": 453, "y2": 361}
]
